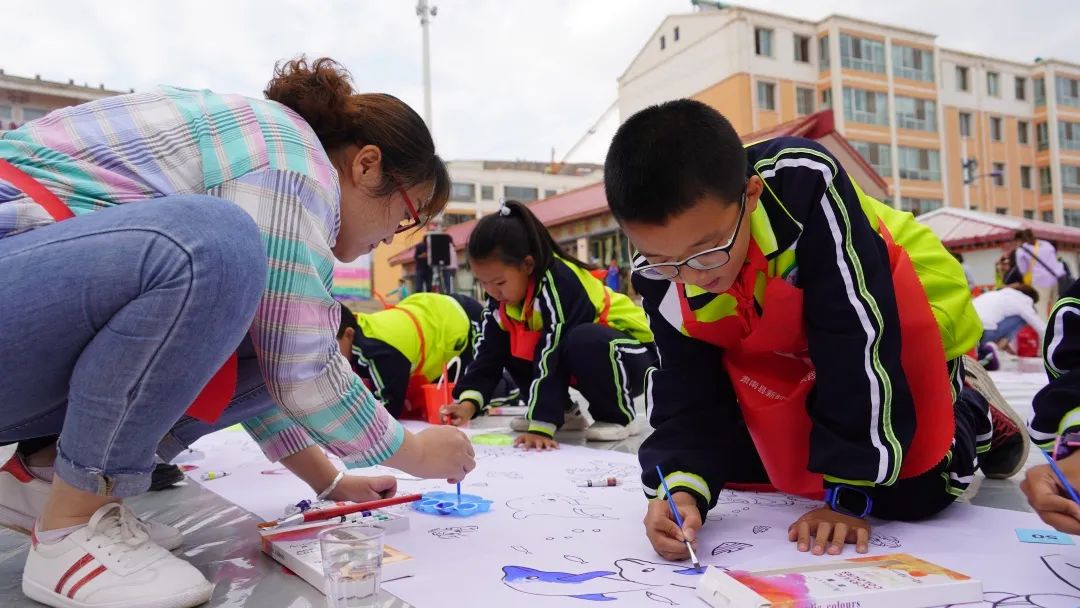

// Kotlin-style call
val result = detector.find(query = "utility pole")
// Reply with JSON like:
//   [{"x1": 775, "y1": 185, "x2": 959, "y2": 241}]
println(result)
[{"x1": 416, "y1": 0, "x2": 437, "y2": 129}]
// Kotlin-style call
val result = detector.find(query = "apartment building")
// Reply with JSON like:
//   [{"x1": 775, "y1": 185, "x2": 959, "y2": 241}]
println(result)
[{"x1": 617, "y1": 3, "x2": 1080, "y2": 224}]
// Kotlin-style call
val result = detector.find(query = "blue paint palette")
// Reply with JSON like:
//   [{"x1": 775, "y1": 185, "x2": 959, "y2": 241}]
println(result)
[{"x1": 414, "y1": 491, "x2": 492, "y2": 517}]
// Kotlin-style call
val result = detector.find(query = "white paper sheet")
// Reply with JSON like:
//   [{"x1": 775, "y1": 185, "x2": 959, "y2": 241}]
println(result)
[{"x1": 188, "y1": 424, "x2": 1080, "y2": 607}]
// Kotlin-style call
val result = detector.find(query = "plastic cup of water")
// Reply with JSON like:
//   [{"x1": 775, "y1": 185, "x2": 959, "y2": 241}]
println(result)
[{"x1": 318, "y1": 524, "x2": 385, "y2": 608}]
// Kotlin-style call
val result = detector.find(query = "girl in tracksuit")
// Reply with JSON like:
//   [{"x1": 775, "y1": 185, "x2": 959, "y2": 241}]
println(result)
[{"x1": 447, "y1": 200, "x2": 656, "y2": 447}]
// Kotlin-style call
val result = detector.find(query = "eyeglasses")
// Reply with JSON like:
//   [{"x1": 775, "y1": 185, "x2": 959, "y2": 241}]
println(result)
[
  {"x1": 633, "y1": 192, "x2": 747, "y2": 281},
  {"x1": 394, "y1": 178, "x2": 422, "y2": 234}
]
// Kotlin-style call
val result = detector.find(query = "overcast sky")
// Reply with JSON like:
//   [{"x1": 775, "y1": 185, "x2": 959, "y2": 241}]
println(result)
[{"x1": 5, "y1": 1, "x2": 1078, "y2": 163}]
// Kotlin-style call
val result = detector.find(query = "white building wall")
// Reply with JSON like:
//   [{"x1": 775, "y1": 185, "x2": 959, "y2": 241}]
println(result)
[{"x1": 444, "y1": 163, "x2": 602, "y2": 218}]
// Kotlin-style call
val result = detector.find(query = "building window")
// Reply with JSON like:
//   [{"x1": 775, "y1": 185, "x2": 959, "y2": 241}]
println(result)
[
  {"x1": 1060, "y1": 121, "x2": 1080, "y2": 151},
  {"x1": 22, "y1": 108, "x2": 48, "y2": 122},
  {"x1": 1063, "y1": 165, "x2": 1080, "y2": 194},
  {"x1": 794, "y1": 34, "x2": 811, "y2": 63},
  {"x1": 1040, "y1": 166, "x2": 1053, "y2": 195},
  {"x1": 842, "y1": 87, "x2": 888, "y2": 125},
  {"x1": 995, "y1": 207, "x2": 1008, "y2": 215},
  {"x1": 480, "y1": 185, "x2": 494, "y2": 200},
  {"x1": 1024, "y1": 210, "x2": 1035, "y2": 219},
  {"x1": 796, "y1": 87, "x2": 815, "y2": 115},
  {"x1": 755, "y1": 28, "x2": 773, "y2": 57},
  {"x1": 821, "y1": 88, "x2": 832, "y2": 109},
  {"x1": 892, "y1": 44, "x2": 933, "y2": 81},
  {"x1": 1066, "y1": 209, "x2": 1080, "y2": 228},
  {"x1": 1021, "y1": 165, "x2": 1033, "y2": 189},
  {"x1": 504, "y1": 186, "x2": 539, "y2": 202},
  {"x1": 449, "y1": 182, "x2": 476, "y2": 202},
  {"x1": 1038, "y1": 122, "x2": 1050, "y2": 150},
  {"x1": 443, "y1": 213, "x2": 472, "y2": 227},
  {"x1": 659, "y1": 35, "x2": 666, "y2": 51},
  {"x1": 1035, "y1": 78, "x2": 1047, "y2": 106},
  {"x1": 850, "y1": 140, "x2": 892, "y2": 176},
  {"x1": 897, "y1": 146, "x2": 941, "y2": 181},
  {"x1": 990, "y1": 116, "x2": 1003, "y2": 141},
  {"x1": 1015, "y1": 76, "x2": 1027, "y2": 101},
  {"x1": 839, "y1": 34, "x2": 885, "y2": 73},
  {"x1": 757, "y1": 81, "x2": 777, "y2": 111},
  {"x1": 899, "y1": 197, "x2": 943, "y2": 216},
  {"x1": 959, "y1": 112, "x2": 972, "y2": 137},
  {"x1": 0, "y1": 104, "x2": 11, "y2": 122},
  {"x1": 1043, "y1": 210, "x2": 1054, "y2": 222},
  {"x1": 544, "y1": 189, "x2": 557, "y2": 198},
  {"x1": 955, "y1": 66, "x2": 970, "y2": 92},
  {"x1": 992, "y1": 162, "x2": 1006, "y2": 187},
  {"x1": 674, "y1": 26, "x2": 680, "y2": 42},
  {"x1": 819, "y1": 35, "x2": 830, "y2": 70},
  {"x1": 1018, "y1": 120, "x2": 1030, "y2": 144},
  {"x1": 894, "y1": 96, "x2": 937, "y2": 131},
  {"x1": 987, "y1": 71, "x2": 1000, "y2": 97},
  {"x1": 1056, "y1": 76, "x2": 1080, "y2": 107}
]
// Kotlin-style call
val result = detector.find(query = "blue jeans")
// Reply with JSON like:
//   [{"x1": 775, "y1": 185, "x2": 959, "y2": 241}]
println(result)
[
  {"x1": 981, "y1": 315, "x2": 1027, "y2": 344},
  {"x1": 0, "y1": 197, "x2": 266, "y2": 497}
]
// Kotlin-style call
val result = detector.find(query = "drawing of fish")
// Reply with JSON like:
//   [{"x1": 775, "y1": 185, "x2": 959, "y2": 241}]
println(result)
[
  {"x1": 505, "y1": 494, "x2": 615, "y2": 520},
  {"x1": 501, "y1": 566, "x2": 655, "y2": 601},
  {"x1": 614, "y1": 558, "x2": 702, "y2": 589}
]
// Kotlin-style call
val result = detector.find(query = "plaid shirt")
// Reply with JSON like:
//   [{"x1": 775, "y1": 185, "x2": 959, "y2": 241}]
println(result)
[{"x1": 0, "y1": 86, "x2": 403, "y2": 467}]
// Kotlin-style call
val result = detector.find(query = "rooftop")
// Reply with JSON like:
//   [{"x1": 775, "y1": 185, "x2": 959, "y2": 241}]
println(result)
[
  {"x1": 917, "y1": 208, "x2": 1080, "y2": 249},
  {"x1": 0, "y1": 70, "x2": 130, "y2": 100}
]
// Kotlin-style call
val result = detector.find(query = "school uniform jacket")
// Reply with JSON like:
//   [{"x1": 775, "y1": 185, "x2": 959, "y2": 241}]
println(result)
[
  {"x1": 636, "y1": 136, "x2": 980, "y2": 513},
  {"x1": 454, "y1": 256, "x2": 653, "y2": 435},
  {"x1": 1031, "y1": 280, "x2": 1080, "y2": 450}
]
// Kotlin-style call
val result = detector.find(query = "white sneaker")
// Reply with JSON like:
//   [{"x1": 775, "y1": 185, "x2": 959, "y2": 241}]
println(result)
[
  {"x1": 0, "y1": 454, "x2": 184, "y2": 551},
  {"x1": 22, "y1": 503, "x2": 213, "y2": 608},
  {"x1": 562, "y1": 408, "x2": 589, "y2": 432},
  {"x1": 585, "y1": 422, "x2": 631, "y2": 442}
]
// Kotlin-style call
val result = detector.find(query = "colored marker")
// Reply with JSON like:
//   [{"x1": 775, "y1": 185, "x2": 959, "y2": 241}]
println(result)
[
  {"x1": 1041, "y1": 450, "x2": 1080, "y2": 505},
  {"x1": 201, "y1": 471, "x2": 229, "y2": 481},
  {"x1": 258, "y1": 493, "x2": 424, "y2": 529},
  {"x1": 656, "y1": 465, "x2": 701, "y2": 571},
  {"x1": 579, "y1": 477, "x2": 620, "y2": 488}
]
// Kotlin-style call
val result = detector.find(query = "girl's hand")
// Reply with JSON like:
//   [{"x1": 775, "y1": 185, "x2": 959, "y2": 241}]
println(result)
[
  {"x1": 441, "y1": 401, "x2": 477, "y2": 427},
  {"x1": 514, "y1": 433, "x2": 559, "y2": 451}
]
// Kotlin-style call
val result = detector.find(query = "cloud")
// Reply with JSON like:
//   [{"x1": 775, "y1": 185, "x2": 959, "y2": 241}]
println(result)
[{"x1": 4, "y1": 0, "x2": 1077, "y2": 162}]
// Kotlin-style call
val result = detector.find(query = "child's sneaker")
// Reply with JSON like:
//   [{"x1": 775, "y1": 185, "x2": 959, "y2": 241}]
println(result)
[
  {"x1": 0, "y1": 454, "x2": 184, "y2": 550},
  {"x1": 963, "y1": 356, "x2": 1030, "y2": 479},
  {"x1": 22, "y1": 503, "x2": 213, "y2": 608},
  {"x1": 585, "y1": 422, "x2": 630, "y2": 442}
]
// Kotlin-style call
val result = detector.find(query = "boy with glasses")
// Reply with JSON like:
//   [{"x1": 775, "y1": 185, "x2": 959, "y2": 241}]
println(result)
[{"x1": 604, "y1": 99, "x2": 1029, "y2": 561}]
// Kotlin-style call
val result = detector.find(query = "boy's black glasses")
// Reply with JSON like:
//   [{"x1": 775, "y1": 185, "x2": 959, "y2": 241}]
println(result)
[{"x1": 633, "y1": 192, "x2": 747, "y2": 281}]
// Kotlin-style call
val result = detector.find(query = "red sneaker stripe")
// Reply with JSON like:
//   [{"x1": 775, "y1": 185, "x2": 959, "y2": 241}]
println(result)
[
  {"x1": 54, "y1": 553, "x2": 94, "y2": 594},
  {"x1": 1, "y1": 455, "x2": 35, "y2": 483},
  {"x1": 67, "y1": 565, "x2": 107, "y2": 599}
]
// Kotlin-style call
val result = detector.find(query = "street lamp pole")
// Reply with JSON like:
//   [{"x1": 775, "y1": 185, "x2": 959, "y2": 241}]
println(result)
[{"x1": 416, "y1": 0, "x2": 437, "y2": 129}]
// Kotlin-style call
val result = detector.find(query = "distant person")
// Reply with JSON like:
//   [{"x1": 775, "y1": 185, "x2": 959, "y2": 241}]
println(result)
[
  {"x1": 606, "y1": 257, "x2": 622, "y2": 292},
  {"x1": 1015, "y1": 229, "x2": 1066, "y2": 313},
  {"x1": 973, "y1": 284, "x2": 1044, "y2": 352},
  {"x1": 386, "y1": 277, "x2": 410, "y2": 301},
  {"x1": 951, "y1": 251, "x2": 975, "y2": 290}
]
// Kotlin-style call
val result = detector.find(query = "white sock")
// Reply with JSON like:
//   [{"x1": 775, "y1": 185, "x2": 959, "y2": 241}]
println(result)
[
  {"x1": 27, "y1": 465, "x2": 54, "y2": 482},
  {"x1": 34, "y1": 522, "x2": 85, "y2": 545}
]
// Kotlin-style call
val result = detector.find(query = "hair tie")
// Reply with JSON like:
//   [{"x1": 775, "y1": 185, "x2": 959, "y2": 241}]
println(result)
[{"x1": 498, "y1": 202, "x2": 511, "y2": 217}]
